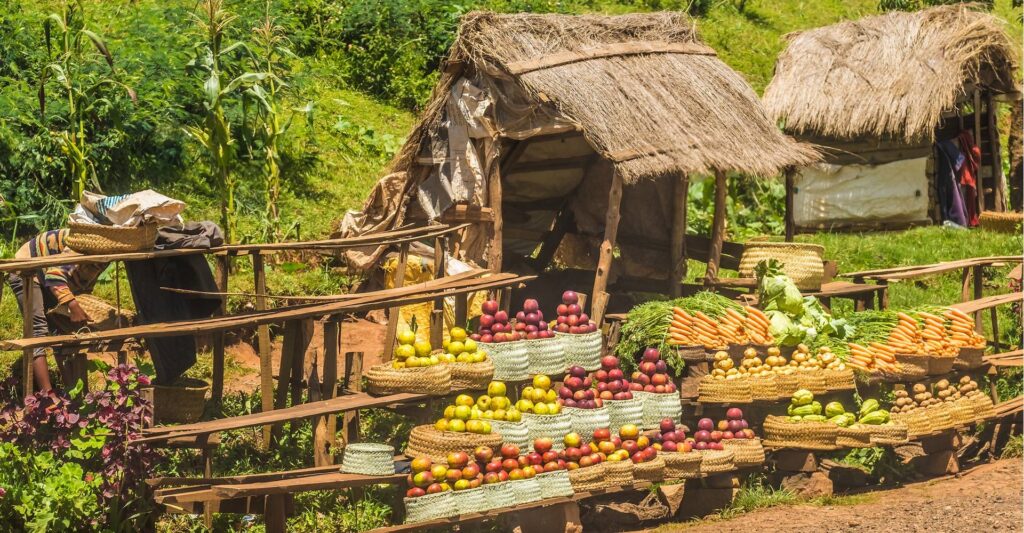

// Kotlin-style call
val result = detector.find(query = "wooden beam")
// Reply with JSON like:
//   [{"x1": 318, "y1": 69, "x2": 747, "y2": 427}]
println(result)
[
  {"x1": 506, "y1": 155, "x2": 591, "y2": 174},
  {"x1": 972, "y1": 265, "x2": 984, "y2": 332},
  {"x1": 670, "y1": 173, "x2": 689, "y2": 297},
  {"x1": 439, "y1": 205, "x2": 494, "y2": 224},
  {"x1": 211, "y1": 256, "x2": 229, "y2": 406},
  {"x1": 974, "y1": 90, "x2": 985, "y2": 214},
  {"x1": 591, "y1": 171, "x2": 624, "y2": 325},
  {"x1": 704, "y1": 169, "x2": 729, "y2": 286},
  {"x1": 21, "y1": 272, "x2": 34, "y2": 397},
  {"x1": 488, "y1": 141, "x2": 509, "y2": 271},
  {"x1": 253, "y1": 252, "x2": 274, "y2": 450},
  {"x1": 987, "y1": 93, "x2": 1006, "y2": 211},
  {"x1": 381, "y1": 243, "x2": 410, "y2": 362},
  {"x1": 319, "y1": 319, "x2": 339, "y2": 462},
  {"x1": 533, "y1": 204, "x2": 575, "y2": 272},
  {"x1": 784, "y1": 168, "x2": 795, "y2": 242}
]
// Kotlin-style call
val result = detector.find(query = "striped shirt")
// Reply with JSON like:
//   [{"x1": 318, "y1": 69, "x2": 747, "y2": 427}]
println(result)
[{"x1": 15, "y1": 230, "x2": 107, "y2": 305}]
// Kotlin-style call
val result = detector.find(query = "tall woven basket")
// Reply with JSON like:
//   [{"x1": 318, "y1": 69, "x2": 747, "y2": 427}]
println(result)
[
  {"x1": 749, "y1": 374, "x2": 780, "y2": 401},
  {"x1": 404, "y1": 491, "x2": 458, "y2": 524},
  {"x1": 605, "y1": 398, "x2": 644, "y2": 430},
  {"x1": 490, "y1": 420, "x2": 531, "y2": 452},
  {"x1": 635, "y1": 391, "x2": 683, "y2": 429},
  {"x1": 404, "y1": 425, "x2": 502, "y2": 463},
  {"x1": 662, "y1": 451, "x2": 702, "y2": 479},
  {"x1": 979, "y1": 210, "x2": 1023, "y2": 233},
  {"x1": 835, "y1": 425, "x2": 874, "y2": 448},
  {"x1": 65, "y1": 221, "x2": 158, "y2": 254},
  {"x1": 868, "y1": 423, "x2": 909, "y2": 446},
  {"x1": 522, "y1": 413, "x2": 572, "y2": 450},
  {"x1": 795, "y1": 371, "x2": 827, "y2": 395},
  {"x1": 153, "y1": 378, "x2": 209, "y2": 424},
  {"x1": 738, "y1": 242, "x2": 824, "y2": 291},
  {"x1": 480, "y1": 341, "x2": 530, "y2": 381},
  {"x1": 893, "y1": 353, "x2": 929, "y2": 381},
  {"x1": 556, "y1": 331, "x2": 603, "y2": 371},
  {"x1": 508, "y1": 478, "x2": 543, "y2": 505},
  {"x1": 564, "y1": 406, "x2": 610, "y2": 438},
  {"x1": 340, "y1": 443, "x2": 396, "y2": 476},
  {"x1": 453, "y1": 487, "x2": 489, "y2": 515},
  {"x1": 523, "y1": 336, "x2": 566, "y2": 376},
  {"x1": 482, "y1": 480, "x2": 516, "y2": 510},
  {"x1": 822, "y1": 368, "x2": 856, "y2": 391},
  {"x1": 536, "y1": 469, "x2": 574, "y2": 498},
  {"x1": 696, "y1": 449, "x2": 735, "y2": 474},
  {"x1": 633, "y1": 456, "x2": 666, "y2": 482},
  {"x1": 697, "y1": 377, "x2": 753, "y2": 404},
  {"x1": 365, "y1": 364, "x2": 451, "y2": 396},
  {"x1": 762, "y1": 415, "x2": 838, "y2": 451},
  {"x1": 954, "y1": 347, "x2": 985, "y2": 370},
  {"x1": 927, "y1": 355, "x2": 955, "y2": 376},
  {"x1": 602, "y1": 460, "x2": 635, "y2": 488},
  {"x1": 568, "y1": 463, "x2": 607, "y2": 492}
]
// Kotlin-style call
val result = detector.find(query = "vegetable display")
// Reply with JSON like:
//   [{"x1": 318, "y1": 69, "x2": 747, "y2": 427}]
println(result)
[
  {"x1": 891, "y1": 376, "x2": 979, "y2": 413},
  {"x1": 668, "y1": 305, "x2": 774, "y2": 347},
  {"x1": 755, "y1": 260, "x2": 849, "y2": 347},
  {"x1": 845, "y1": 307, "x2": 985, "y2": 372},
  {"x1": 618, "y1": 292, "x2": 741, "y2": 359}
]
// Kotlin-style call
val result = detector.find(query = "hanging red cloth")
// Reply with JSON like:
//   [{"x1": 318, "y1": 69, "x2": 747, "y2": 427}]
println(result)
[{"x1": 956, "y1": 130, "x2": 981, "y2": 227}]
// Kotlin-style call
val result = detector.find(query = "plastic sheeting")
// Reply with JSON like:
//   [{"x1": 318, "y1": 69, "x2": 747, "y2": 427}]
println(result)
[{"x1": 794, "y1": 158, "x2": 930, "y2": 228}]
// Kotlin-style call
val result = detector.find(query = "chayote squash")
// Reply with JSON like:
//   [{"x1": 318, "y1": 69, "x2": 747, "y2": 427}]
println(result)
[
  {"x1": 825, "y1": 401, "x2": 846, "y2": 418},
  {"x1": 790, "y1": 403, "x2": 821, "y2": 417},
  {"x1": 802, "y1": 415, "x2": 827, "y2": 422},
  {"x1": 789, "y1": 415, "x2": 802, "y2": 422},
  {"x1": 791, "y1": 389, "x2": 814, "y2": 407},
  {"x1": 858, "y1": 410, "x2": 890, "y2": 425},
  {"x1": 858, "y1": 399, "x2": 880, "y2": 418}
]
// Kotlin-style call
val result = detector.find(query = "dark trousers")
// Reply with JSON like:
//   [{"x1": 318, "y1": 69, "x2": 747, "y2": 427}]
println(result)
[{"x1": 7, "y1": 273, "x2": 51, "y2": 359}]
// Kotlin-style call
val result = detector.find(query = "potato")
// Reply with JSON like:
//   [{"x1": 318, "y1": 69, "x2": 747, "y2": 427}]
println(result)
[
  {"x1": 913, "y1": 383, "x2": 927, "y2": 394},
  {"x1": 936, "y1": 379, "x2": 950, "y2": 390}
]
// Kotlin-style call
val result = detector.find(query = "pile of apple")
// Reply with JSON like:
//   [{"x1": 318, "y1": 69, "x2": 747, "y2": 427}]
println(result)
[
  {"x1": 405, "y1": 452, "x2": 483, "y2": 497},
  {"x1": 437, "y1": 386, "x2": 522, "y2": 433},
  {"x1": 692, "y1": 408, "x2": 755, "y2": 450},
  {"x1": 514, "y1": 375, "x2": 562, "y2": 415},
  {"x1": 481, "y1": 440, "x2": 569, "y2": 483},
  {"x1": 559, "y1": 365, "x2": 601, "y2": 408},
  {"x1": 595, "y1": 355, "x2": 634, "y2": 401},
  {"x1": 591, "y1": 425, "x2": 658, "y2": 464},
  {"x1": 440, "y1": 327, "x2": 487, "y2": 364},
  {"x1": 628, "y1": 348, "x2": 677, "y2": 394},
  {"x1": 471, "y1": 300, "x2": 522, "y2": 343},
  {"x1": 558, "y1": 431, "x2": 605, "y2": 469},
  {"x1": 651, "y1": 418, "x2": 691, "y2": 453},
  {"x1": 391, "y1": 330, "x2": 438, "y2": 369},
  {"x1": 513, "y1": 299, "x2": 555, "y2": 340},
  {"x1": 552, "y1": 291, "x2": 598, "y2": 334}
]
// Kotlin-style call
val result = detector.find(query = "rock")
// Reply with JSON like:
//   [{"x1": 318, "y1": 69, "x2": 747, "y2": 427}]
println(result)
[{"x1": 780, "y1": 471, "x2": 833, "y2": 498}]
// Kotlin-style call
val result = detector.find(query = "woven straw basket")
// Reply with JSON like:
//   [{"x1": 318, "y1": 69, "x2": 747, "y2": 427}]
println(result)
[
  {"x1": 893, "y1": 354, "x2": 929, "y2": 381},
  {"x1": 697, "y1": 449, "x2": 735, "y2": 474},
  {"x1": 663, "y1": 451, "x2": 702, "y2": 479},
  {"x1": 48, "y1": 293, "x2": 135, "y2": 333},
  {"x1": 773, "y1": 373, "x2": 800, "y2": 398},
  {"x1": 404, "y1": 491, "x2": 458, "y2": 524},
  {"x1": 697, "y1": 377, "x2": 753, "y2": 404},
  {"x1": 480, "y1": 341, "x2": 530, "y2": 381},
  {"x1": 836, "y1": 425, "x2": 874, "y2": 448},
  {"x1": 891, "y1": 410, "x2": 932, "y2": 438},
  {"x1": 954, "y1": 347, "x2": 985, "y2": 370},
  {"x1": 822, "y1": 368, "x2": 856, "y2": 391},
  {"x1": 721, "y1": 438, "x2": 765, "y2": 466},
  {"x1": 453, "y1": 486, "x2": 489, "y2": 515},
  {"x1": 66, "y1": 221, "x2": 158, "y2": 255},
  {"x1": 365, "y1": 364, "x2": 451, "y2": 396},
  {"x1": 524, "y1": 336, "x2": 566, "y2": 376},
  {"x1": 522, "y1": 413, "x2": 572, "y2": 450},
  {"x1": 153, "y1": 378, "x2": 209, "y2": 424},
  {"x1": 868, "y1": 423, "x2": 909, "y2": 446},
  {"x1": 605, "y1": 398, "x2": 644, "y2": 430},
  {"x1": 762, "y1": 415, "x2": 838, "y2": 451},
  {"x1": 634, "y1": 456, "x2": 666, "y2": 482},
  {"x1": 404, "y1": 425, "x2": 502, "y2": 463},
  {"x1": 603, "y1": 460, "x2": 635, "y2": 487},
  {"x1": 925, "y1": 403, "x2": 954, "y2": 431},
  {"x1": 635, "y1": 391, "x2": 683, "y2": 429},
  {"x1": 564, "y1": 406, "x2": 610, "y2": 438},
  {"x1": 928, "y1": 355, "x2": 956, "y2": 376},
  {"x1": 749, "y1": 374, "x2": 780, "y2": 401},
  {"x1": 490, "y1": 420, "x2": 531, "y2": 452},
  {"x1": 979, "y1": 210, "x2": 1023, "y2": 233},
  {"x1": 967, "y1": 393, "x2": 997, "y2": 420},
  {"x1": 674, "y1": 345, "x2": 709, "y2": 363},
  {"x1": 947, "y1": 400, "x2": 976, "y2": 427},
  {"x1": 738, "y1": 242, "x2": 824, "y2": 291},
  {"x1": 568, "y1": 463, "x2": 606, "y2": 492},
  {"x1": 508, "y1": 478, "x2": 543, "y2": 505},
  {"x1": 795, "y1": 371, "x2": 827, "y2": 395},
  {"x1": 340, "y1": 443, "x2": 395, "y2": 476},
  {"x1": 556, "y1": 331, "x2": 603, "y2": 371},
  {"x1": 537, "y1": 469, "x2": 574, "y2": 498},
  {"x1": 448, "y1": 360, "x2": 494, "y2": 391},
  {"x1": 482, "y1": 480, "x2": 516, "y2": 510}
]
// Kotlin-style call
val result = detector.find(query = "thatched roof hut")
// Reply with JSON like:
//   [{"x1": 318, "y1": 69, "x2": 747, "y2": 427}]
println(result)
[
  {"x1": 341, "y1": 11, "x2": 818, "y2": 321},
  {"x1": 763, "y1": 5, "x2": 1019, "y2": 232}
]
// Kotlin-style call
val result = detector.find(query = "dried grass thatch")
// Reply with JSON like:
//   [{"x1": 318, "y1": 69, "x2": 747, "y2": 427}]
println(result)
[
  {"x1": 393, "y1": 11, "x2": 818, "y2": 182},
  {"x1": 763, "y1": 5, "x2": 1019, "y2": 143}
]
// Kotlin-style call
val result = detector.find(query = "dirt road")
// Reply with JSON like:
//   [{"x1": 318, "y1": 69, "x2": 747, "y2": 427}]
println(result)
[{"x1": 660, "y1": 459, "x2": 1022, "y2": 532}]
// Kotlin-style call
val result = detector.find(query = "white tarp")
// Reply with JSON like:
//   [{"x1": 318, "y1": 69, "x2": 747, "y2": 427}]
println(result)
[{"x1": 794, "y1": 158, "x2": 930, "y2": 228}]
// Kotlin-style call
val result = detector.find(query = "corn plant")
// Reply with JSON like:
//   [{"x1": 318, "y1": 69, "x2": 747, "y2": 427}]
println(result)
[{"x1": 38, "y1": 0, "x2": 135, "y2": 202}]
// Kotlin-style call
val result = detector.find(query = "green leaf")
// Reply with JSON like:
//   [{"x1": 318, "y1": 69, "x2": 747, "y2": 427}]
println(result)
[{"x1": 79, "y1": 29, "x2": 113, "y2": 69}]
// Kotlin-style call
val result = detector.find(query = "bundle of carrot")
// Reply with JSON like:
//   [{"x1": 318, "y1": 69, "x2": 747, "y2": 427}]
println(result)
[
  {"x1": 668, "y1": 308, "x2": 722, "y2": 348},
  {"x1": 743, "y1": 306, "x2": 773, "y2": 345},
  {"x1": 668, "y1": 305, "x2": 774, "y2": 348},
  {"x1": 913, "y1": 308, "x2": 959, "y2": 356},
  {"x1": 843, "y1": 311, "x2": 908, "y2": 373},
  {"x1": 942, "y1": 307, "x2": 987, "y2": 348}
]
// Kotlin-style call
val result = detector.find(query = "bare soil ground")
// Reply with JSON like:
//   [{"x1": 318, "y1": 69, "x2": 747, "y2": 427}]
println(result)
[{"x1": 659, "y1": 459, "x2": 1023, "y2": 532}]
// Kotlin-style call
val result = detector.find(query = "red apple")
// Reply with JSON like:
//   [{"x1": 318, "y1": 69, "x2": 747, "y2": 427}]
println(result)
[{"x1": 501, "y1": 444, "x2": 520, "y2": 459}]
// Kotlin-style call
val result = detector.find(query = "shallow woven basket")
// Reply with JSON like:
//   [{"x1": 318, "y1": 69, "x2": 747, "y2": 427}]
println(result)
[
  {"x1": 490, "y1": 420, "x2": 531, "y2": 452},
  {"x1": 480, "y1": 341, "x2": 530, "y2": 381},
  {"x1": 603, "y1": 459, "x2": 635, "y2": 488},
  {"x1": 674, "y1": 344, "x2": 708, "y2": 363},
  {"x1": 49, "y1": 293, "x2": 135, "y2": 333},
  {"x1": 979, "y1": 210, "x2": 1023, "y2": 233},
  {"x1": 762, "y1": 415, "x2": 838, "y2": 451},
  {"x1": 954, "y1": 347, "x2": 985, "y2": 370},
  {"x1": 605, "y1": 398, "x2": 645, "y2": 430},
  {"x1": 891, "y1": 410, "x2": 932, "y2": 438},
  {"x1": 967, "y1": 393, "x2": 997, "y2": 420},
  {"x1": 365, "y1": 363, "x2": 451, "y2": 396},
  {"x1": 636, "y1": 391, "x2": 683, "y2": 429},
  {"x1": 556, "y1": 331, "x2": 603, "y2": 371},
  {"x1": 404, "y1": 491, "x2": 458, "y2": 524},
  {"x1": 404, "y1": 425, "x2": 502, "y2": 463},
  {"x1": 928, "y1": 355, "x2": 956, "y2": 376},
  {"x1": 738, "y1": 242, "x2": 825, "y2": 291},
  {"x1": 893, "y1": 354, "x2": 929, "y2": 381},
  {"x1": 749, "y1": 374, "x2": 779, "y2": 401},
  {"x1": 522, "y1": 413, "x2": 572, "y2": 450},
  {"x1": 564, "y1": 406, "x2": 610, "y2": 438},
  {"x1": 868, "y1": 423, "x2": 909, "y2": 446},
  {"x1": 508, "y1": 478, "x2": 543, "y2": 505},
  {"x1": 721, "y1": 438, "x2": 765, "y2": 466},
  {"x1": 663, "y1": 451, "x2": 702, "y2": 479},
  {"x1": 537, "y1": 469, "x2": 574, "y2": 498},
  {"x1": 836, "y1": 425, "x2": 874, "y2": 448},
  {"x1": 340, "y1": 443, "x2": 395, "y2": 476},
  {"x1": 153, "y1": 378, "x2": 209, "y2": 424},
  {"x1": 697, "y1": 377, "x2": 753, "y2": 404},
  {"x1": 448, "y1": 360, "x2": 494, "y2": 391},
  {"x1": 947, "y1": 400, "x2": 976, "y2": 427},
  {"x1": 773, "y1": 373, "x2": 800, "y2": 398},
  {"x1": 795, "y1": 371, "x2": 827, "y2": 395},
  {"x1": 65, "y1": 221, "x2": 158, "y2": 254},
  {"x1": 633, "y1": 456, "x2": 666, "y2": 482},
  {"x1": 481, "y1": 480, "x2": 516, "y2": 510},
  {"x1": 697, "y1": 449, "x2": 736, "y2": 474},
  {"x1": 925, "y1": 403, "x2": 954, "y2": 431},
  {"x1": 524, "y1": 336, "x2": 567, "y2": 376},
  {"x1": 453, "y1": 486, "x2": 489, "y2": 515},
  {"x1": 568, "y1": 463, "x2": 607, "y2": 492},
  {"x1": 822, "y1": 368, "x2": 856, "y2": 391}
]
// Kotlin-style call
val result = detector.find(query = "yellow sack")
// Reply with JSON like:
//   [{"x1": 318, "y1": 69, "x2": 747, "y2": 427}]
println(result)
[{"x1": 382, "y1": 255, "x2": 485, "y2": 344}]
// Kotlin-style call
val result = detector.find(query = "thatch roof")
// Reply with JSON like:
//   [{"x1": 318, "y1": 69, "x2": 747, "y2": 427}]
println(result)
[
  {"x1": 393, "y1": 11, "x2": 818, "y2": 182},
  {"x1": 763, "y1": 5, "x2": 1019, "y2": 143}
]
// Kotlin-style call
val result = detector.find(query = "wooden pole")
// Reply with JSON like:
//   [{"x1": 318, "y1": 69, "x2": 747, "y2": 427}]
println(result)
[
  {"x1": 670, "y1": 173, "x2": 689, "y2": 297},
  {"x1": 211, "y1": 255, "x2": 229, "y2": 406},
  {"x1": 253, "y1": 252, "x2": 274, "y2": 450},
  {"x1": 381, "y1": 243, "x2": 410, "y2": 361},
  {"x1": 973, "y1": 265, "x2": 984, "y2": 333},
  {"x1": 591, "y1": 171, "x2": 624, "y2": 325},
  {"x1": 986, "y1": 94, "x2": 1006, "y2": 211},
  {"x1": 704, "y1": 170, "x2": 729, "y2": 287},
  {"x1": 431, "y1": 236, "x2": 446, "y2": 348},
  {"x1": 974, "y1": 90, "x2": 985, "y2": 214},
  {"x1": 316, "y1": 319, "x2": 339, "y2": 466},
  {"x1": 21, "y1": 271, "x2": 35, "y2": 397},
  {"x1": 784, "y1": 168, "x2": 796, "y2": 242},
  {"x1": 487, "y1": 142, "x2": 504, "y2": 273}
]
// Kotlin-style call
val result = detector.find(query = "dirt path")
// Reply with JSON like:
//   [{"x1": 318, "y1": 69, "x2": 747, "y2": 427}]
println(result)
[{"x1": 660, "y1": 459, "x2": 1022, "y2": 532}]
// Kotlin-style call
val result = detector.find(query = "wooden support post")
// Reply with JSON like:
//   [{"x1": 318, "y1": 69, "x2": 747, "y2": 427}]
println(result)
[
  {"x1": 211, "y1": 255, "x2": 230, "y2": 406},
  {"x1": 987, "y1": 94, "x2": 1006, "y2": 211},
  {"x1": 533, "y1": 204, "x2": 575, "y2": 272},
  {"x1": 21, "y1": 271, "x2": 34, "y2": 398},
  {"x1": 454, "y1": 294, "x2": 468, "y2": 330},
  {"x1": 670, "y1": 173, "x2": 689, "y2": 297},
  {"x1": 878, "y1": 281, "x2": 890, "y2": 309},
  {"x1": 973, "y1": 265, "x2": 984, "y2": 332},
  {"x1": 315, "y1": 319, "x2": 340, "y2": 466},
  {"x1": 265, "y1": 494, "x2": 287, "y2": 533},
  {"x1": 253, "y1": 252, "x2": 274, "y2": 450},
  {"x1": 990, "y1": 306, "x2": 1001, "y2": 352},
  {"x1": 591, "y1": 171, "x2": 624, "y2": 325},
  {"x1": 974, "y1": 90, "x2": 985, "y2": 214},
  {"x1": 487, "y1": 143, "x2": 504, "y2": 273},
  {"x1": 342, "y1": 351, "x2": 364, "y2": 445},
  {"x1": 381, "y1": 243, "x2": 409, "y2": 363},
  {"x1": 431, "y1": 236, "x2": 446, "y2": 348},
  {"x1": 784, "y1": 168, "x2": 796, "y2": 242},
  {"x1": 704, "y1": 170, "x2": 729, "y2": 287},
  {"x1": 961, "y1": 267, "x2": 972, "y2": 302},
  {"x1": 289, "y1": 320, "x2": 312, "y2": 409}
]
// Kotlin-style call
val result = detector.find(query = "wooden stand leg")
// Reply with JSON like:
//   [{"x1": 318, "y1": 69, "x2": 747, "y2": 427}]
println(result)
[
  {"x1": 454, "y1": 294, "x2": 468, "y2": 330},
  {"x1": 381, "y1": 243, "x2": 410, "y2": 363},
  {"x1": 21, "y1": 272, "x2": 35, "y2": 397},
  {"x1": 784, "y1": 168, "x2": 795, "y2": 242},
  {"x1": 265, "y1": 494, "x2": 288, "y2": 533},
  {"x1": 669, "y1": 173, "x2": 689, "y2": 297},
  {"x1": 973, "y1": 265, "x2": 984, "y2": 332},
  {"x1": 342, "y1": 352, "x2": 364, "y2": 445},
  {"x1": 211, "y1": 256, "x2": 230, "y2": 407},
  {"x1": 315, "y1": 320, "x2": 339, "y2": 466},
  {"x1": 253, "y1": 252, "x2": 275, "y2": 450},
  {"x1": 591, "y1": 171, "x2": 624, "y2": 325},
  {"x1": 704, "y1": 170, "x2": 728, "y2": 287}
]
